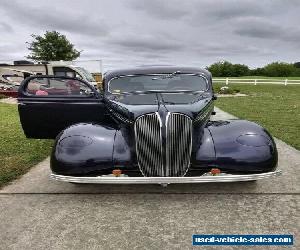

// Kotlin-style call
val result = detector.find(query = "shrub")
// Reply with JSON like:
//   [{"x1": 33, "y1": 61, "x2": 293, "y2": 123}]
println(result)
[
  {"x1": 214, "y1": 85, "x2": 240, "y2": 94},
  {"x1": 207, "y1": 61, "x2": 249, "y2": 77},
  {"x1": 263, "y1": 62, "x2": 295, "y2": 77}
]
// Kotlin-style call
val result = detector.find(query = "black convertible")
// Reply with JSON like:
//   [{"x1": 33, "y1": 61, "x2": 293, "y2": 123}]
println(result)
[{"x1": 18, "y1": 66, "x2": 281, "y2": 184}]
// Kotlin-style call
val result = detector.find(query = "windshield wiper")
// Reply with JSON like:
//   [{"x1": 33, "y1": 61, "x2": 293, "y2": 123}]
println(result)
[{"x1": 152, "y1": 71, "x2": 181, "y2": 80}]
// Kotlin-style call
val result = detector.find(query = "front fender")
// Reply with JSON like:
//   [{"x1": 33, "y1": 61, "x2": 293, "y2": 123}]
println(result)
[
  {"x1": 207, "y1": 120, "x2": 278, "y2": 173},
  {"x1": 51, "y1": 123, "x2": 117, "y2": 175}
]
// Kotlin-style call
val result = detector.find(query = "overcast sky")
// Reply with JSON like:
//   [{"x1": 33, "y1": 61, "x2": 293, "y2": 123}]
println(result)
[{"x1": 1, "y1": 0, "x2": 299, "y2": 71}]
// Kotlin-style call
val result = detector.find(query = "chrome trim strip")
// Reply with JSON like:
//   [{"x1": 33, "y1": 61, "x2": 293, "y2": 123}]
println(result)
[
  {"x1": 156, "y1": 112, "x2": 163, "y2": 128},
  {"x1": 194, "y1": 101, "x2": 214, "y2": 123},
  {"x1": 50, "y1": 170, "x2": 282, "y2": 184},
  {"x1": 165, "y1": 112, "x2": 171, "y2": 176},
  {"x1": 107, "y1": 107, "x2": 133, "y2": 124}
]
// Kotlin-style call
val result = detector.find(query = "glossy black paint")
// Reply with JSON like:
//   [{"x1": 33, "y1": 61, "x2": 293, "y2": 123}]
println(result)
[
  {"x1": 51, "y1": 119, "x2": 277, "y2": 176},
  {"x1": 18, "y1": 76, "x2": 116, "y2": 138},
  {"x1": 51, "y1": 123, "x2": 138, "y2": 175},
  {"x1": 193, "y1": 120, "x2": 277, "y2": 173},
  {"x1": 51, "y1": 123, "x2": 116, "y2": 175},
  {"x1": 18, "y1": 67, "x2": 278, "y2": 176}
]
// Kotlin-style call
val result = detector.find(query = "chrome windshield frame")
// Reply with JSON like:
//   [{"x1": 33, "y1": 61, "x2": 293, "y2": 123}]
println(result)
[{"x1": 107, "y1": 73, "x2": 210, "y2": 94}]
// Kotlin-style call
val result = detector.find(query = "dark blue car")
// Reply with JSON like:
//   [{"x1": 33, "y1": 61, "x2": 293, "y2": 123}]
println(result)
[{"x1": 17, "y1": 66, "x2": 281, "y2": 185}]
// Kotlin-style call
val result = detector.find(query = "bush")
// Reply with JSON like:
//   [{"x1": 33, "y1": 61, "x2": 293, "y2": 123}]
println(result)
[
  {"x1": 231, "y1": 64, "x2": 250, "y2": 77},
  {"x1": 291, "y1": 67, "x2": 300, "y2": 77},
  {"x1": 263, "y1": 62, "x2": 295, "y2": 77},
  {"x1": 214, "y1": 85, "x2": 240, "y2": 94},
  {"x1": 207, "y1": 61, "x2": 249, "y2": 77},
  {"x1": 249, "y1": 67, "x2": 265, "y2": 76},
  {"x1": 0, "y1": 94, "x2": 7, "y2": 99},
  {"x1": 293, "y1": 62, "x2": 300, "y2": 68}
]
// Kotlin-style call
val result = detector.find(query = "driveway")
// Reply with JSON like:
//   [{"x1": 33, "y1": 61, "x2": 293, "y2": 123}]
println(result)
[{"x1": 0, "y1": 107, "x2": 299, "y2": 249}]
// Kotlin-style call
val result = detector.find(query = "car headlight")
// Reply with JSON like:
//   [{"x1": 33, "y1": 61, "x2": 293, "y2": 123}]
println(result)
[
  {"x1": 59, "y1": 135, "x2": 93, "y2": 148},
  {"x1": 236, "y1": 134, "x2": 271, "y2": 147}
]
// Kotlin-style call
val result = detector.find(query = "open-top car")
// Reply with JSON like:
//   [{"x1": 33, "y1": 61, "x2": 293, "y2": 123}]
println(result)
[{"x1": 18, "y1": 66, "x2": 281, "y2": 185}]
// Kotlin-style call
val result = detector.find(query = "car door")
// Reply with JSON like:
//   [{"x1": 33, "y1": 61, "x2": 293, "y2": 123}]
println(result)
[{"x1": 18, "y1": 75, "x2": 108, "y2": 139}]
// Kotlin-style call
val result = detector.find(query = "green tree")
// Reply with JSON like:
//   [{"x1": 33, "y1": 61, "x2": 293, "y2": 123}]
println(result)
[
  {"x1": 207, "y1": 61, "x2": 249, "y2": 77},
  {"x1": 231, "y1": 63, "x2": 249, "y2": 77},
  {"x1": 263, "y1": 62, "x2": 295, "y2": 77},
  {"x1": 250, "y1": 67, "x2": 265, "y2": 76},
  {"x1": 26, "y1": 31, "x2": 81, "y2": 61},
  {"x1": 293, "y1": 62, "x2": 300, "y2": 68},
  {"x1": 206, "y1": 61, "x2": 232, "y2": 77}
]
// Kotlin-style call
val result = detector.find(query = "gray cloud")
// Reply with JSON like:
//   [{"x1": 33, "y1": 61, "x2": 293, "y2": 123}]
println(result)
[
  {"x1": 127, "y1": 0, "x2": 267, "y2": 23},
  {"x1": 0, "y1": 22, "x2": 13, "y2": 33},
  {"x1": 1, "y1": 1, "x2": 109, "y2": 37},
  {"x1": 108, "y1": 33, "x2": 182, "y2": 52},
  {"x1": 127, "y1": 0, "x2": 189, "y2": 20},
  {"x1": 195, "y1": 42, "x2": 274, "y2": 56},
  {"x1": 203, "y1": 0, "x2": 265, "y2": 21},
  {"x1": 235, "y1": 17, "x2": 281, "y2": 38},
  {"x1": 234, "y1": 17, "x2": 300, "y2": 43},
  {"x1": 0, "y1": 0, "x2": 299, "y2": 70}
]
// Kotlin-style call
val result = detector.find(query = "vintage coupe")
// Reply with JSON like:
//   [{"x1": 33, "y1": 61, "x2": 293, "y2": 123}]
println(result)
[{"x1": 18, "y1": 66, "x2": 281, "y2": 184}]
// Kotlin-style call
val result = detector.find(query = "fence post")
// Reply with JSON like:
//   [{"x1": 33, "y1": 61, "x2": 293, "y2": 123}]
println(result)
[
  {"x1": 254, "y1": 79, "x2": 257, "y2": 85},
  {"x1": 226, "y1": 78, "x2": 229, "y2": 85},
  {"x1": 284, "y1": 79, "x2": 288, "y2": 86}
]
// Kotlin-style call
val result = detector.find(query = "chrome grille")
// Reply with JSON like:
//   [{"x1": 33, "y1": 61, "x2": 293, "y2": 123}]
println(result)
[
  {"x1": 134, "y1": 113, "x2": 164, "y2": 176},
  {"x1": 166, "y1": 113, "x2": 193, "y2": 176},
  {"x1": 135, "y1": 112, "x2": 193, "y2": 177}
]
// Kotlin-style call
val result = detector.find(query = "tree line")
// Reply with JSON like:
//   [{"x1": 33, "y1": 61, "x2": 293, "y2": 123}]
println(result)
[{"x1": 206, "y1": 61, "x2": 300, "y2": 77}]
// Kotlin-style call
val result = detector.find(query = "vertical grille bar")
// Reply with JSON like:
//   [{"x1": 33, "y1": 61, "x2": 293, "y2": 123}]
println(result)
[
  {"x1": 134, "y1": 113, "x2": 164, "y2": 177},
  {"x1": 166, "y1": 113, "x2": 193, "y2": 177}
]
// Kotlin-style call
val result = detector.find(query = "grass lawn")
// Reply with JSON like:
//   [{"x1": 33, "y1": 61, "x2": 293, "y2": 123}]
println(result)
[
  {"x1": 215, "y1": 84, "x2": 300, "y2": 150},
  {"x1": 0, "y1": 103, "x2": 53, "y2": 188}
]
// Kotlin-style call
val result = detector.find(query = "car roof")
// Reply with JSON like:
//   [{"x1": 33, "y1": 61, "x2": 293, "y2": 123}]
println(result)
[{"x1": 104, "y1": 66, "x2": 211, "y2": 81}]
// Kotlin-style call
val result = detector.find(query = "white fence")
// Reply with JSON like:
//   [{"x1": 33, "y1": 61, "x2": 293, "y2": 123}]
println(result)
[{"x1": 213, "y1": 78, "x2": 300, "y2": 85}]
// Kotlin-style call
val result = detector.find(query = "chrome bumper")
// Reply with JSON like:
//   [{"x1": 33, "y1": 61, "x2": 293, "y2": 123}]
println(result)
[{"x1": 50, "y1": 170, "x2": 282, "y2": 184}]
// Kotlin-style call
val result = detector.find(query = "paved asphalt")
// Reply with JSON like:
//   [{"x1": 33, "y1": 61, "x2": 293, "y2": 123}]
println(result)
[{"x1": 0, "y1": 107, "x2": 299, "y2": 249}]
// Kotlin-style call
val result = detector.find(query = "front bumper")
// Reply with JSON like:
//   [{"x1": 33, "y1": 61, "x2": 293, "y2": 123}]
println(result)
[{"x1": 50, "y1": 170, "x2": 282, "y2": 184}]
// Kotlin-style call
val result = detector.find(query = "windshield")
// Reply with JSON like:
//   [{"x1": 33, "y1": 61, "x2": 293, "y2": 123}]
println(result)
[
  {"x1": 108, "y1": 74, "x2": 208, "y2": 94},
  {"x1": 74, "y1": 67, "x2": 95, "y2": 82}
]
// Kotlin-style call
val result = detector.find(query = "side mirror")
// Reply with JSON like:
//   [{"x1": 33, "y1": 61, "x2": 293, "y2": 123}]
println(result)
[{"x1": 212, "y1": 94, "x2": 217, "y2": 100}]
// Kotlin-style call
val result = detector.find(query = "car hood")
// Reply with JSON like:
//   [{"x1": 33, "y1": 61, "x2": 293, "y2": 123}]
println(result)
[{"x1": 109, "y1": 93, "x2": 158, "y2": 105}]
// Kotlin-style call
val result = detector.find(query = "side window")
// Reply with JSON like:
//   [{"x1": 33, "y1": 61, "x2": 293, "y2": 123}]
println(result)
[
  {"x1": 53, "y1": 67, "x2": 76, "y2": 78},
  {"x1": 53, "y1": 71, "x2": 66, "y2": 77},
  {"x1": 26, "y1": 77, "x2": 94, "y2": 97}
]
